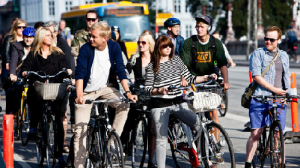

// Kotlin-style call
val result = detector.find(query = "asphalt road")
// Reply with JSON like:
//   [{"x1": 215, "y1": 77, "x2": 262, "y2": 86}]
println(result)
[{"x1": 0, "y1": 66, "x2": 300, "y2": 168}]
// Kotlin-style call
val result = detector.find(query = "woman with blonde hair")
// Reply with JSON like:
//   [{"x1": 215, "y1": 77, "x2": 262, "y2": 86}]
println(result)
[
  {"x1": 21, "y1": 27, "x2": 71, "y2": 166},
  {"x1": 1, "y1": 19, "x2": 27, "y2": 114}
]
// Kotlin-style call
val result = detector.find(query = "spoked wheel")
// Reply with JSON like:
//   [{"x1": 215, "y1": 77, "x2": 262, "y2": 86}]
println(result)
[
  {"x1": 270, "y1": 121, "x2": 284, "y2": 168},
  {"x1": 36, "y1": 120, "x2": 45, "y2": 167},
  {"x1": 200, "y1": 121, "x2": 235, "y2": 168},
  {"x1": 45, "y1": 117, "x2": 56, "y2": 168},
  {"x1": 252, "y1": 127, "x2": 266, "y2": 168},
  {"x1": 20, "y1": 99, "x2": 30, "y2": 146},
  {"x1": 131, "y1": 117, "x2": 148, "y2": 168},
  {"x1": 169, "y1": 122, "x2": 193, "y2": 168},
  {"x1": 218, "y1": 89, "x2": 228, "y2": 117},
  {"x1": 16, "y1": 107, "x2": 21, "y2": 140},
  {"x1": 106, "y1": 131, "x2": 124, "y2": 168},
  {"x1": 86, "y1": 127, "x2": 103, "y2": 168}
]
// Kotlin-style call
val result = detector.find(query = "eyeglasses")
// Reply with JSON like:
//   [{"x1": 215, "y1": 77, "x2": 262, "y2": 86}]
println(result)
[
  {"x1": 137, "y1": 41, "x2": 147, "y2": 45},
  {"x1": 86, "y1": 18, "x2": 97, "y2": 22},
  {"x1": 264, "y1": 37, "x2": 277, "y2": 43},
  {"x1": 161, "y1": 44, "x2": 171, "y2": 49},
  {"x1": 18, "y1": 26, "x2": 26, "y2": 29}
]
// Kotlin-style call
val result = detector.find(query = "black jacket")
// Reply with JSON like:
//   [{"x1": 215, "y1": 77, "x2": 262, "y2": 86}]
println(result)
[
  {"x1": 117, "y1": 40, "x2": 128, "y2": 58},
  {"x1": 9, "y1": 41, "x2": 26, "y2": 75},
  {"x1": 1, "y1": 35, "x2": 14, "y2": 64},
  {"x1": 57, "y1": 35, "x2": 75, "y2": 77},
  {"x1": 127, "y1": 54, "x2": 143, "y2": 79}
]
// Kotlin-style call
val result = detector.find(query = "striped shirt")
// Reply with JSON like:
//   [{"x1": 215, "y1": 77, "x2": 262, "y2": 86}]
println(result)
[{"x1": 145, "y1": 55, "x2": 196, "y2": 99}]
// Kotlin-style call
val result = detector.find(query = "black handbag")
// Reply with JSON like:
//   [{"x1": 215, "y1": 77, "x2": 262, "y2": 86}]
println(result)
[{"x1": 241, "y1": 51, "x2": 280, "y2": 108}]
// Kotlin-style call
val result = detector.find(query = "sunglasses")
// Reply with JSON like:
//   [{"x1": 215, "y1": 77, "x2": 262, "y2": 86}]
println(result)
[
  {"x1": 137, "y1": 41, "x2": 147, "y2": 45},
  {"x1": 18, "y1": 26, "x2": 26, "y2": 29},
  {"x1": 86, "y1": 18, "x2": 97, "y2": 22},
  {"x1": 161, "y1": 44, "x2": 172, "y2": 49},
  {"x1": 264, "y1": 37, "x2": 277, "y2": 43}
]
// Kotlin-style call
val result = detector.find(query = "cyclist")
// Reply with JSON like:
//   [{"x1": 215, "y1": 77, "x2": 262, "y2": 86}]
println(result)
[
  {"x1": 111, "y1": 25, "x2": 128, "y2": 58},
  {"x1": 59, "y1": 20, "x2": 72, "y2": 46},
  {"x1": 180, "y1": 15, "x2": 230, "y2": 124},
  {"x1": 285, "y1": 25, "x2": 298, "y2": 62},
  {"x1": 245, "y1": 26, "x2": 290, "y2": 168},
  {"x1": 164, "y1": 18, "x2": 184, "y2": 57},
  {"x1": 74, "y1": 21, "x2": 137, "y2": 168},
  {"x1": 1, "y1": 19, "x2": 27, "y2": 114},
  {"x1": 124, "y1": 32, "x2": 156, "y2": 167},
  {"x1": 21, "y1": 27, "x2": 72, "y2": 166},
  {"x1": 8, "y1": 27, "x2": 35, "y2": 117},
  {"x1": 144, "y1": 35, "x2": 217, "y2": 168}
]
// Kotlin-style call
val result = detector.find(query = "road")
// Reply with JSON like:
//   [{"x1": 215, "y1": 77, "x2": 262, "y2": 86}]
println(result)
[{"x1": 0, "y1": 66, "x2": 300, "y2": 168}]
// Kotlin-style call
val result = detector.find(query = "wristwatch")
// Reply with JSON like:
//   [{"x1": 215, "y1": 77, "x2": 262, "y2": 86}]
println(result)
[{"x1": 125, "y1": 91, "x2": 132, "y2": 95}]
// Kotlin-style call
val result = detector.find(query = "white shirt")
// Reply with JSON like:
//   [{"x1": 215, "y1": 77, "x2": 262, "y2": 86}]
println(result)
[{"x1": 84, "y1": 46, "x2": 111, "y2": 92}]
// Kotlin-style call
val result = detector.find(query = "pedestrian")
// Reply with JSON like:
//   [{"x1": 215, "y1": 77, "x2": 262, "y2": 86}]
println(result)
[
  {"x1": 34, "y1": 21, "x2": 44, "y2": 31},
  {"x1": 285, "y1": 25, "x2": 298, "y2": 62},
  {"x1": 111, "y1": 25, "x2": 128, "y2": 58},
  {"x1": 73, "y1": 20, "x2": 137, "y2": 168},
  {"x1": 164, "y1": 18, "x2": 184, "y2": 57},
  {"x1": 1, "y1": 18, "x2": 27, "y2": 114},
  {"x1": 180, "y1": 15, "x2": 230, "y2": 125},
  {"x1": 59, "y1": 20, "x2": 72, "y2": 46},
  {"x1": 245, "y1": 26, "x2": 290, "y2": 168}
]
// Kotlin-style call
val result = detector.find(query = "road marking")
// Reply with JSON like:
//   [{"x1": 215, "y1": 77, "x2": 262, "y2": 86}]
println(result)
[
  {"x1": 225, "y1": 113, "x2": 293, "y2": 132},
  {"x1": 14, "y1": 153, "x2": 31, "y2": 168}
]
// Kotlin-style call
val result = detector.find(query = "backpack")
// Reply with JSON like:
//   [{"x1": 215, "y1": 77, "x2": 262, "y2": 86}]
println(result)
[{"x1": 190, "y1": 35, "x2": 216, "y2": 70}]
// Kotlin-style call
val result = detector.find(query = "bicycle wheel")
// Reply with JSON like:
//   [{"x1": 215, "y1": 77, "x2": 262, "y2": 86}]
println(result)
[
  {"x1": 169, "y1": 122, "x2": 193, "y2": 168},
  {"x1": 45, "y1": 116, "x2": 56, "y2": 168},
  {"x1": 106, "y1": 131, "x2": 124, "y2": 168},
  {"x1": 200, "y1": 121, "x2": 235, "y2": 168},
  {"x1": 270, "y1": 121, "x2": 284, "y2": 168},
  {"x1": 131, "y1": 117, "x2": 148, "y2": 168},
  {"x1": 218, "y1": 89, "x2": 228, "y2": 117},
  {"x1": 36, "y1": 119, "x2": 45, "y2": 166},
  {"x1": 252, "y1": 127, "x2": 266, "y2": 168},
  {"x1": 20, "y1": 98, "x2": 30, "y2": 146},
  {"x1": 86, "y1": 126, "x2": 103, "y2": 168}
]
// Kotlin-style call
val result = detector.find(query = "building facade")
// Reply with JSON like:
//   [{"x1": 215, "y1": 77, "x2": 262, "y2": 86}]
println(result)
[{"x1": 20, "y1": 0, "x2": 94, "y2": 27}]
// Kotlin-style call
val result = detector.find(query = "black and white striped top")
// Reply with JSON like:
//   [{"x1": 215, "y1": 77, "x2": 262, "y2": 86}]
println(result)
[{"x1": 145, "y1": 55, "x2": 196, "y2": 99}]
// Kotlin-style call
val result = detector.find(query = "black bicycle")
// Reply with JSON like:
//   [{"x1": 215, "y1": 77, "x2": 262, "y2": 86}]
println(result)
[
  {"x1": 251, "y1": 94, "x2": 300, "y2": 168},
  {"x1": 85, "y1": 98, "x2": 131, "y2": 168}
]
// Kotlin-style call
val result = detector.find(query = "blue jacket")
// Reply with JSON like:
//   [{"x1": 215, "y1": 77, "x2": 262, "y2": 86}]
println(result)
[
  {"x1": 75, "y1": 40, "x2": 127, "y2": 90},
  {"x1": 165, "y1": 33, "x2": 184, "y2": 57}
]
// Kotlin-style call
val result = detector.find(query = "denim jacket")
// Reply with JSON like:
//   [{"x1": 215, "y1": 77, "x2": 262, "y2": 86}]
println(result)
[
  {"x1": 165, "y1": 33, "x2": 184, "y2": 57},
  {"x1": 249, "y1": 47, "x2": 290, "y2": 96}
]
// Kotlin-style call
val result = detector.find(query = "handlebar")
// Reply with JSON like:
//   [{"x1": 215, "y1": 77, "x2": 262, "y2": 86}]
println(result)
[
  {"x1": 26, "y1": 69, "x2": 68, "y2": 79},
  {"x1": 251, "y1": 94, "x2": 300, "y2": 102},
  {"x1": 169, "y1": 75, "x2": 219, "y2": 91},
  {"x1": 84, "y1": 97, "x2": 134, "y2": 104}
]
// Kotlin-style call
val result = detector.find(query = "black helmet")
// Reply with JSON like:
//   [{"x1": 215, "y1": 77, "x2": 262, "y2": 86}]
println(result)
[
  {"x1": 111, "y1": 26, "x2": 120, "y2": 32},
  {"x1": 164, "y1": 18, "x2": 181, "y2": 28}
]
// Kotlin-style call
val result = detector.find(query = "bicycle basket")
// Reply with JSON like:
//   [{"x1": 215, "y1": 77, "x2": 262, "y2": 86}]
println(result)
[
  {"x1": 33, "y1": 81, "x2": 68, "y2": 100},
  {"x1": 188, "y1": 92, "x2": 222, "y2": 112}
]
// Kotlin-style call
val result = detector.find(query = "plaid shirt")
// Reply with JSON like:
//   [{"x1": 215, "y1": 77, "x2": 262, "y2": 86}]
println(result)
[{"x1": 249, "y1": 47, "x2": 290, "y2": 96}]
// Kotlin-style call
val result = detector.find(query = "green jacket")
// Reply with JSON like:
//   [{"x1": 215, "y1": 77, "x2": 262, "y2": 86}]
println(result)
[
  {"x1": 180, "y1": 36, "x2": 227, "y2": 76},
  {"x1": 71, "y1": 29, "x2": 89, "y2": 59}
]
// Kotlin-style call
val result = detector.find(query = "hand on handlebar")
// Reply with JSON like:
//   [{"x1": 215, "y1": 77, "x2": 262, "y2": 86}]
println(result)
[
  {"x1": 75, "y1": 96, "x2": 85, "y2": 104},
  {"x1": 22, "y1": 71, "x2": 27, "y2": 77},
  {"x1": 273, "y1": 88, "x2": 288, "y2": 96},
  {"x1": 159, "y1": 87, "x2": 169, "y2": 95},
  {"x1": 10, "y1": 74, "x2": 17, "y2": 82},
  {"x1": 210, "y1": 73, "x2": 218, "y2": 80},
  {"x1": 127, "y1": 93, "x2": 138, "y2": 102}
]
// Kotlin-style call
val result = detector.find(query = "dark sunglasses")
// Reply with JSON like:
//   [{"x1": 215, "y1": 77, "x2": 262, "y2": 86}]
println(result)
[
  {"x1": 137, "y1": 41, "x2": 147, "y2": 45},
  {"x1": 161, "y1": 44, "x2": 171, "y2": 49},
  {"x1": 18, "y1": 26, "x2": 26, "y2": 29},
  {"x1": 86, "y1": 18, "x2": 97, "y2": 22},
  {"x1": 264, "y1": 37, "x2": 277, "y2": 43}
]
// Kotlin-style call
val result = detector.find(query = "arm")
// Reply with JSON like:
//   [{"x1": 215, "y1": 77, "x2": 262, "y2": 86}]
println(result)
[
  {"x1": 253, "y1": 76, "x2": 287, "y2": 95},
  {"x1": 2, "y1": 36, "x2": 12, "y2": 69},
  {"x1": 220, "y1": 65, "x2": 230, "y2": 89},
  {"x1": 120, "y1": 79, "x2": 137, "y2": 102},
  {"x1": 75, "y1": 79, "x2": 85, "y2": 104},
  {"x1": 66, "y1": 30, "x2": 72, "y2": 47},
  {"x1": 9, "y1": 45, "x2": 18, "y2": 75}
]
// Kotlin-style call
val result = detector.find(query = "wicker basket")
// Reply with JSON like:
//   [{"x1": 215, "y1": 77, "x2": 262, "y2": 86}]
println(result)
[
  {"x1": 187, "y1": 92, "x2": 222, "y2": 112},
  {"x1": 33, "y1": 81, "x2": 68, "y2": 100}
]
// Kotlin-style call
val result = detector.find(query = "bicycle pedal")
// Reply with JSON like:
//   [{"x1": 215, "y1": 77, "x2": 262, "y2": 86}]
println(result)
[
  {"x1": 214, "y1": 152, "x2": 224, "y2": 163},
  {"x1": 188, "y1": 148, "x2": 199, "y2": 167}
]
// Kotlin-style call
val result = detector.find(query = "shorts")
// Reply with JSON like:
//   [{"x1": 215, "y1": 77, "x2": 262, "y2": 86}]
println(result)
[{"x1": 249, "y1": 98, "x2": 286, "y2": 130}]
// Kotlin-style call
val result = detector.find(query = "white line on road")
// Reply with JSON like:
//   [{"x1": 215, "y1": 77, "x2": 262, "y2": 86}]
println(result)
[
  {"x1": 14, "y1": 153, "x2": 31, "y2": 168},
  {"x1": 225, "y1": 113, "x2": 293, "y2": 132}
]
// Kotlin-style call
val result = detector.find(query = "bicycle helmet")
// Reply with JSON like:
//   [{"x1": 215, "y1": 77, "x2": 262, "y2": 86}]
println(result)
[
  {"x1": 111, "y1": 26, "x2": 120, "y2": 33},
  {"x1": 164, "y1": 18, "x2": 181, "y2": 28},
  {"x1": 23, "y1": 27, "x2": 36, "y2": 37}
]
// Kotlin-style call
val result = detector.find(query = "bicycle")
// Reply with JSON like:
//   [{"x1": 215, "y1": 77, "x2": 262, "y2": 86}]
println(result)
[
  {"x1": 85, "y1": 98, "x2": 131, "y2": 168},
  {"x1": 25, "y1": 70, "x2": 71, "y2": 168},
  {"x1": 168, "y1": 78, "x2": 236, "y2": 168},
  {"x1": 251, "y1": 94, "x2": 300, "y2": 168}
]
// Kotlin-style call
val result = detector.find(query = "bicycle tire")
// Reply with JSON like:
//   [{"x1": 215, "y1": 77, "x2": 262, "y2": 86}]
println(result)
[
  {"x1": 200, "y1": 121, "x2": 236, "y2": 168},
  {"x1": 169, "y1": 122, "x2": 193, "y2": 168},
  {"x1": 131, "y1": 117, "x2": 148, "y2": 168},
  {"x1": 45, "y1": 116, "x2": 56, "y2": 168},
  {"x1": 36, "y1": 118, "x2": 45, "y2": 167},
  {"x1": 20, "y1": 98, "x2": 30, "y2": 146},
  {"x1": 270, "y1": 121, "x2": 284, "y2": 168},
  {"x1": 218, "y1": 89, "x2": 228, "y2": 117},
  {"x1": 106, "y1": 131, "x2": 125, "y2": 168},
  {"x1": 86, "y1": 125, "x2": 104, "y2": 168},
  {"x1": 252, "y1": 127, "x2": 266, "y2": 168}
]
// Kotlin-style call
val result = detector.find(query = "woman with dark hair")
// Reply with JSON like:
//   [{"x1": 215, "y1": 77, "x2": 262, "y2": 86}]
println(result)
[
  {"x1": 111, "y1": 25, "x2": 128, "y2": 58},
  {"x1": 144, "y1": 35, "x2": 217, "y2": 168}
]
